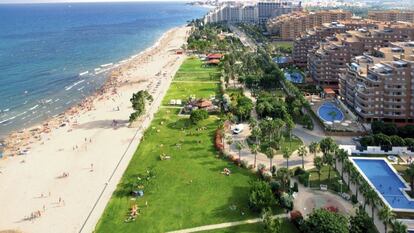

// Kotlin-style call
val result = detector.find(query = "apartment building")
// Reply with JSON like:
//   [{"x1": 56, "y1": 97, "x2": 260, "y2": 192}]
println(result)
[
  {"x1": 204, "y1": 0, "x2": 299, "y2": 24},
  {"x1": 292, "y1": 20, "x2": 379, "y2": 68},
  {"x1": 266, "y1": 10, "x2": 352, "y2": 40},
  {"x1": 308, "y1": 22, "x2": 414, "y2": 88},
  {"x1": 339, "y1": 42, "x2": 414, "y2": 123},
  {"x1": 368, "y1": 10, "x2": 414, "y2": 23}
]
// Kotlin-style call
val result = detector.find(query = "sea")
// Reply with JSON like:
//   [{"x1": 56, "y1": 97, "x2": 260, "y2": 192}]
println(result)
[{"x1": 0, "y1": 2, "x2": 208, "y2": 139}]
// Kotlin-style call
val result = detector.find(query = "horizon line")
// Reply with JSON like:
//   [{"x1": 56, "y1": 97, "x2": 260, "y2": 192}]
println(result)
[{"x1": 0, "y1": 0, "x2": 189, "y2": 4}]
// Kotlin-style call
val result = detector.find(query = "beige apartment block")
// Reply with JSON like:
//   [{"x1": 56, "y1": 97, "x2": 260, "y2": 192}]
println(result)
[
  {"x1": 308, "y1": 22, "x2": 414, "y2": 88},
  {"x1": 339, "y1": 42, "x2": 414, "y2": 123},
  {"x1": 266, "y1": 10, "x2": 352, "y2": 40},
  {"x1": 368, "y1": 10, "x2": 414, "y2": 23},
  {"x1": 292, "y1": 19, "x2": 379, "y2": 68}
]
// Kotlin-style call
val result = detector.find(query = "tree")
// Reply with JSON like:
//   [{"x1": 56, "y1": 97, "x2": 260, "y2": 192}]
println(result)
[
  {"x1": 298, "y1": 145, "x2": 307, "y2": 169},
  {"x1": 309, "y1": 142, "x2": 319, "y2": 157},
  {"x1": 379, "y1": 206, "x2": 396, "y2": 233},
  {"x1": 391, "y1": 220, "x2": 408, "y2": 233},
  {"x1": 404, "y1": 163, "x2": 414, "y2": 196},
  {"x1": 265, "y1": 146, "x2": 276, "y2": 171},
  {"x1": 251, "y1": 144, "x2": 259, "y2": 169},
  {"x1": 248, "y1": 180, "x2": 276, "y2": 212},
  {"x1": 349, "y1": 208, "x2": 376, "y2": 233},
  {"x1": 319, "y1": 137, "x2": 336, "y2": 157},
  {"x1": 189, "y1": 109, "x2": 208, "y2": 125},
  {"x1": 350, "y1": 169, "x2": 361, "y2": 200},
  {"x1": 262, "y1": 208, "x2": 281, "y2": 233},
  {"x1": 282, "y1": 147, "x2": 291, "y2": 170},
  {"x1": 129, "y1": 90, "x2": 153, "y2": 122},
  {"x1": 323, "y1": 152, "x2": 334, "y2": 183},
  {"x1": 343, "y1": 160, "x2": 352, "y2": 190},
  {"x1": 364, "y1": 188, "x2": 378, "y2": 221},
  {"x1": 304, "y1": 208, "x2": 349, "y2": 233},
  {"x1": 314, "y1": 157, "x2": 323, "y2": 184},
  {"x1": 235, "y1": 141, "x2": 244, "y2": 163},
  {"x1": 336, "y1": 149, "x2": 348, "y2": 178}
]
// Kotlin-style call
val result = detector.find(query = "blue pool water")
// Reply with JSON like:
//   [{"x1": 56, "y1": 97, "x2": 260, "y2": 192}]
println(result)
[
  {"x1": 284, "y1": 72, "x2": 303, "y2": 84},
  {"x1": 317, "y1": 102, "x2": 344, "y2": 122},
  {"x1": 352, "y1": 158, "x2": 414, "y2": 211}
]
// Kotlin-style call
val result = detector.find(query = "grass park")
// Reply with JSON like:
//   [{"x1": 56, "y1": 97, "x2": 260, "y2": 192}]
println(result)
[{"x1": 95, "y1": 57, "x2": 261, "y2": 232}]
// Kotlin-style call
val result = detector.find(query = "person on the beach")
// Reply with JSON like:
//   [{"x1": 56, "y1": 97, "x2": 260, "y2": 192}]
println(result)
[{"x1": 90, "y1": 163, "x2": 94, "y2": 172}]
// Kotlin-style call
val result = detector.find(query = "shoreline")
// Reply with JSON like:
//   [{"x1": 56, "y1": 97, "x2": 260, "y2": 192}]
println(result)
[
  {"x1": 0, "y1": 25, "x2": 181, "y2": 158},
  {"x1": 0, "y1": 25, "x2": 191, "y2": 233}
]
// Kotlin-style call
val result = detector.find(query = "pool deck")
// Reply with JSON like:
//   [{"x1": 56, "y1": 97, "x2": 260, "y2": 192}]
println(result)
[
  {"x1": 350, "y1": 157, "x2": 414, "y2": 213},
  {"x1": 307, "y1": 95, "x2": 365, "y2": 133}
]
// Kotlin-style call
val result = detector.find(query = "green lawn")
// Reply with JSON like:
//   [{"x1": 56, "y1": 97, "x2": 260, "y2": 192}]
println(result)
[
  {"x1": 162, "y1": 82, "x2": 219, "y2": 105},
  {"x1": 309, "y1": 166, "x2": 349, "y2": 193},
  {"x1": 173, "y1": 57, "x2": 220, "y2": 82},
  {"x1": 95, "y1": 58, "x2": 259, "y2": 233},
  {"x1": 279, "y1": 136, "x2": 303, "y2": 154},
  {"x1": 200, "y1": 219, "x2": 299, "y2": 233}
]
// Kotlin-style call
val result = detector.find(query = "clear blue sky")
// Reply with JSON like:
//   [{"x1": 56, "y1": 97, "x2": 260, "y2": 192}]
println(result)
[{"x1": 0, "y1": 0, "x2": 187, "y2": 3}]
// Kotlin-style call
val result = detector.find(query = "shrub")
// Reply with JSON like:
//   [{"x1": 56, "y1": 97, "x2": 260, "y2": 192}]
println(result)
[
  {"x1": 292, "y1": 182, "x2": 299, "y2": 192},
  {"x1": 189, "y1": 109, "x2": 208, "y2": 125},
  {"x1": 351, "y1": 194, "x2": 358, "y2": 204},
  {"x1": 248, "y1": 180, "x2": 276, "y2": 213},
  {"x1": 294, "y1": 167, "x2": 306, "y2": 176},
  {"x1": 280, "y1": 192, "x2": 294, "y2": 210},
  {"x1": 297, "y1": 172, "x2": 310, "y2": 187},
  {"x1": 270, "y1": 180, "x2": 281, "y2": 193},
  {"x1": 290, "y1": 210, "x2": 304, "y2": 228}
]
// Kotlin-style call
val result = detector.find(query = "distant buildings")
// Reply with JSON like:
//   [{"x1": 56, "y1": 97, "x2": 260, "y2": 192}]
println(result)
[
  {"x1": 368, "y1": 10, "x2": 414, "y2": 23},
  {"x1": 307, "y1": 22, "x2": 414, "y2": 88},
  {"x1": 204, "y1": 0, "x2": 300, "y2": 24},
  {"x1": 292, "y1": 19, "x2": 379, "y2": 67},
  {"x1": 339, "y1": 42, "x2": 414, "y2": 123},
  {"x1": 266, "y1": 10, "x2": 352, "y2": 40}
]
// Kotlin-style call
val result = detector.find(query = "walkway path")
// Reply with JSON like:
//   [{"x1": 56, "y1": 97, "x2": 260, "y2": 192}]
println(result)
[{"x1": 166, "y1": 214, "x2": 288, "y2": 233}]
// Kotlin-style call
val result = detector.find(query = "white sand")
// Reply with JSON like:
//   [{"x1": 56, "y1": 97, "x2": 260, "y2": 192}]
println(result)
[{"x1": 0, "y1": 26, "x2": 190, "y2": 233}]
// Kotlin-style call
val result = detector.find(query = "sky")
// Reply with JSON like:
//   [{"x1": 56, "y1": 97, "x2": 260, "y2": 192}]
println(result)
[{"x1": 0, "y1": 0, "x2": 187, "y2": 3}]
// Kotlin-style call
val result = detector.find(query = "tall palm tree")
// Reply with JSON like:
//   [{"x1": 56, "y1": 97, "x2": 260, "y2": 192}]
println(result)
[
  {"x1": 282, "y1": 147, "x2": 291, "y2": 170},
  {"x1": 351, "y1": 171, "x2": 361, "y2": 200},
  {"x1": 309, "y1": 142, "x2": 319, "y2": 157},
  {"x1": 343, "y1": 160, "x2": 352, "y2": 189},
  {"x1": 265, "y1": 146, "x2": 276, "y2": 171},
  {"x1": 336, "y1": 149, "x2": 348, "y2": 178},
  {"x1": 319, "y1": 137, "x2": 336, "y2": 158},
  {"x1": 391, "y1": 220, "x2": 408, "y2": 233},
  {"x1": 379, "y1": 206, "x2": 396, "y2": 233},
  {"x1": 235, "y1": 141, "x2": 244, "y2": 163},
  {"x1": 251, "y1": 144, "x2": 259, "y2": 169},
  {"x1": 365, "y1": 187, "x2": 378, "y2": 221},
  {"x1": 322, "y1": 153, "x2": 334, "y2": 183},
  {"x1": 314, "y1": 156, "x2": 323, "y2": 185},
  {"x1": 298, "y1": 145, "x2": 307, "y2": 169},
  {"x1": 405, "y1": 163, "x2": 414, "y2": 196}
]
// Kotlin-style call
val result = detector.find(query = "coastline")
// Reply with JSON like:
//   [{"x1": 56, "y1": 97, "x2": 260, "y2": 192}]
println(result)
[
  {"x1": 0, "y1": 25, "x2": 191, "y2": 233},
  {"x1": 0, "y1": 26, "x2": 177, "y2": 158}
]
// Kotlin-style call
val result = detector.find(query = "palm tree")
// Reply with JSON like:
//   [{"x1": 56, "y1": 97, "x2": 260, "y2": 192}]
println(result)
[
  {"x1": 282, "y1": 147, "x2": 291, "y2": 170},
  {"x1": 351, "y1": 170, "x2": 361, "y2": 200},
  {"x1": 298, "y1": 145, "x2": 307, "y2": 169},
  {"x1": 319, "y1": 137, "x2": 336, "y2": 158},
  {"x1": 309, "y1": 142, "x2": 319, "y2": 157},
  {"x1": 392, "y1": 220, "x2": 408, "y2": 233},
  {"x1": 336, "y1": 149, "x2": 348, "y2": 178},
  {"x1": 343, "y1": 160, "x2": 352, "y2": 189},
  {"x1": 265, "y1": 146, "x2": 276, "y2": 171},
  {"x1": 235, "y1": 141, "x2": 244, "y2": 163},
  {"x1": 322, "y1": 153, "x2": 334, "y2": 183},
  {"x1": 314, "y1": 156, "x2": 323, "y2": 185},
  {"x1": 379, "y1": 206, "x2": 396, "y2": 233},
  {"x1": 251, "y1": 144, "x2": 259, "y2": 168},
  {"x1": 404, "y1": 163, "x2": 414, "y2": 196},
  {"x1": 365, "y1": 187, "x2": 378, "y2": 221}
]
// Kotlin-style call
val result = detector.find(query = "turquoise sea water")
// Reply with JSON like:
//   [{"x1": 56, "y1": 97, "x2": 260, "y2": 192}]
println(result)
[{"x1": 0, "y1": 2, "x2": 207, "y2": 138}]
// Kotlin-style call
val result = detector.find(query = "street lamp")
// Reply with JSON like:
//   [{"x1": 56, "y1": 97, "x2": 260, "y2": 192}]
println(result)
[
  {"x1": 338, "y1": 179, "x2": 343, "y2": 194},
  {"x1": 309, "y1": 173, "x2": 312, "y2": 188}
]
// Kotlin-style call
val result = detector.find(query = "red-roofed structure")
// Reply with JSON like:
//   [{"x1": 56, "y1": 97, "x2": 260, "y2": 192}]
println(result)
[{"x1": 207, "y1": 53, "x2": 223, "y2": 60}]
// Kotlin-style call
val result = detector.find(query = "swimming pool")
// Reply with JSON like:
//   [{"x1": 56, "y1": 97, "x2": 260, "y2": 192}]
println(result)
[
  {"x1": 351, "y1": 158, "x2": 414, "y2": 212},
  {"x1": 317, "y1": 102, "x2": 344, "y2": 122},
  {"x1": 284, "y1": 72, "x2": 304, "y2": 84}
]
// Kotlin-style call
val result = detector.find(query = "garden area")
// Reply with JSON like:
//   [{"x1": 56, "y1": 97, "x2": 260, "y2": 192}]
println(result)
[{"x1": 95, "y1": 57, "x2": 259, "y2": 233}]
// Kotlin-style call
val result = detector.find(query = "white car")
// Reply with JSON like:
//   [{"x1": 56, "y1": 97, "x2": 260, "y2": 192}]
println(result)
[{"x1": 232, "y1": 125, "x2": 244, "y2": 134}]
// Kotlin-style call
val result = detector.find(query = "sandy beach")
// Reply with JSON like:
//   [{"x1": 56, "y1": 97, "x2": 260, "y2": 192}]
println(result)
[{"x1": 0, "y1": 26, "x2": 190, "y2": 233}]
